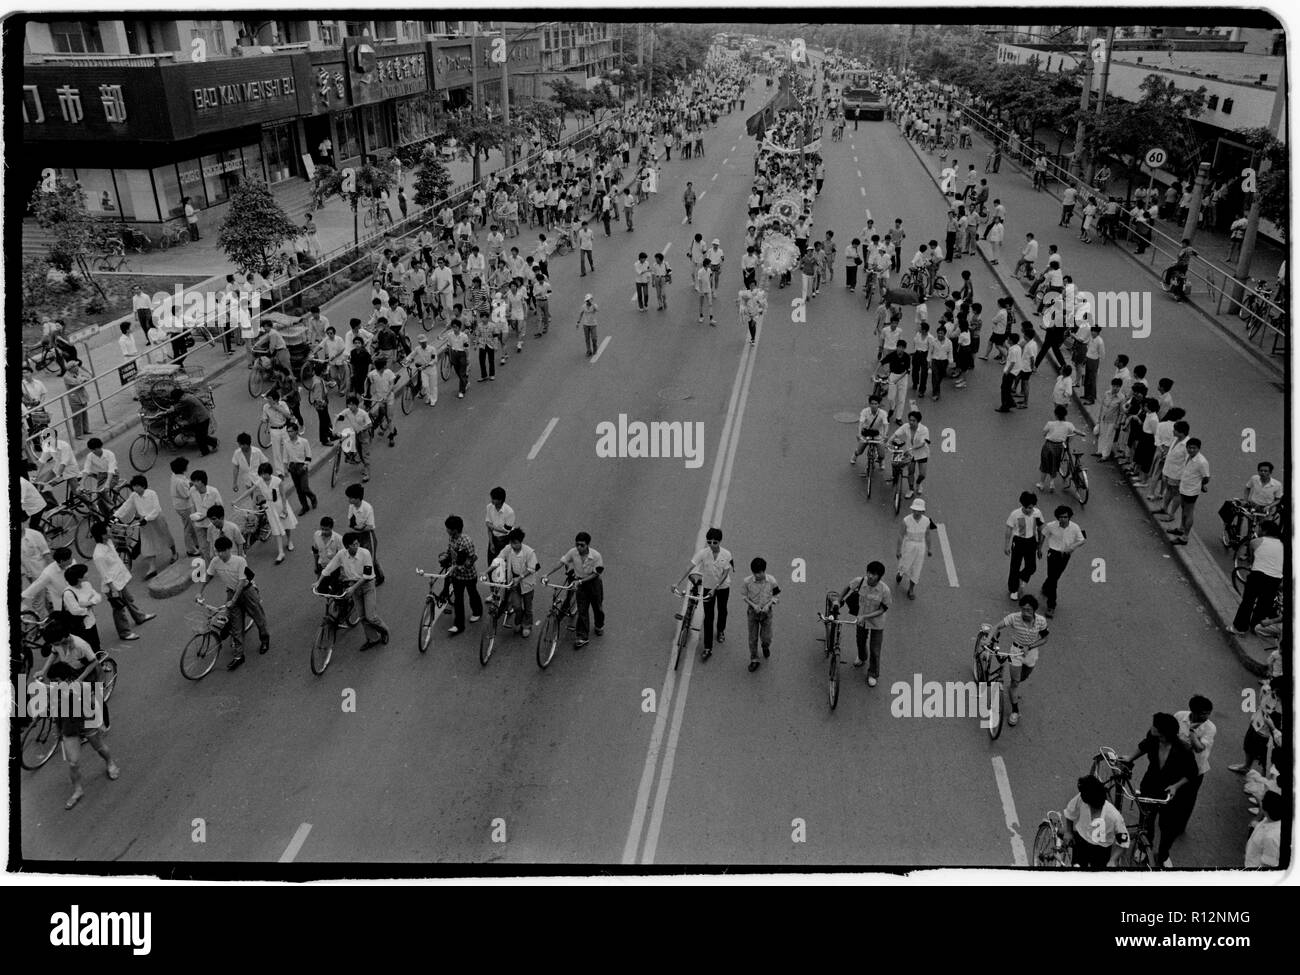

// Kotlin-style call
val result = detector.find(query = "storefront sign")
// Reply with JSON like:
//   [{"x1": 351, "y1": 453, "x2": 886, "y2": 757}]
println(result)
[
  {"x1": 191, "y1": 74, "x2": 296, "y2": 112},
  {"x1": 164, "y1": 55, "x2": 306, "y2": 138},
  {"x1": 431, "y1": 40, "x2": 476, "y2": 90},
  {"x1": 22, "y1": 65, "x2": 171, "y2": 141},
  {"x1": 177, "y1": 156, "x2": 245, "y2": 182},
  {"x1": 347, "y1": 40, "x2": 429, "y2": 107}
]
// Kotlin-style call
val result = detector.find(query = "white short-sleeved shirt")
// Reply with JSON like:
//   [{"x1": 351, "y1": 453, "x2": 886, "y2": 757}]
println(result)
[
  {"x1": 690, "y1": 545, "x2": 734, "y2": 590},
  {"x1": 1245, "y1": 475, "x2": 1283, "y2": 507},
  {"x1": 1063, "y1": 795, "x2": 1126, "y2": 847},
  {"x1": 1178, "y1": 452, "x2": 1210, "y2": 496},
  {"x1": 1006, "y1": 507, "x2": 1044, "y2": 540},
  {"x1": 1245, "y1": 819, "x2": 1280, "y2": 868},
  {"x1": 1043, "y1": 520, "x2": 1084, "y2": 553}
]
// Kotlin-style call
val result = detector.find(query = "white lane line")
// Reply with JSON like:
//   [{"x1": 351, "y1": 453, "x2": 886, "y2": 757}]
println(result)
[
  {"x1": 854, "y1": 155, "x2": 859, "y2": 163},
  {"x1": 527, "y1": 417, "x2": 559, "y2": 460},
  {"x1": 711, "y1": 173, "x2": 718, "y2": 181},
  {"x1": 936, "y1": 523, "x2": 959, "y2": 587},
  {"x1": 991, "y1": 758, "x2": 1029, "y2": 866},
  {"x1": 640, "y1": 333, "x2": 763, "y2": 866},
  {"x1": 859, "y1": 186, "x2": 866, "y2": 197},
  {"x1": 731, "y1": 145, "x2": 736, "y2": 151},
  {"x1": 722, "y1": 157, "x2": 729, "y2": 166},
  {"x1": 698, "y1": 190, "x2": 707, "y2": 201},
  {"x1": 589, "y1": 335, "x2": 612, "y2": 363},
  {"x1": 279, "y1": 823, "x2": 312, "y2": 863},
  {"x1": 624, "y1": 341, "x2": 757, "y2": 866},
  {"x1": 857, "y1": 169, "x2": 863, "y2": 179}
]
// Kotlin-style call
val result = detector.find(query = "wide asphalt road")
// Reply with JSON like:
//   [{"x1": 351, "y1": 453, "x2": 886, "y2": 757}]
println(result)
[{"x1": 20, "y1": 67, "x2": 1257, "y2": 870}]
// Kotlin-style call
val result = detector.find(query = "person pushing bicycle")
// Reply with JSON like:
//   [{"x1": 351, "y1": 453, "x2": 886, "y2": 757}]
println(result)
[{"x1": 990, "y1": 594, "x2": 1049, "y2": 727}]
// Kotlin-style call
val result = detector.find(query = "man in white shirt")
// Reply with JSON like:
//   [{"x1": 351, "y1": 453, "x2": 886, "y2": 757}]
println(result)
[
  {"x1": 484, "y1": 486, "x2": 516, "y2": 562},
  {"x1": 1040, "y1": 504, "x2": 1086, "y2": 617},
  {"x1": 22, "y1": 546, "x2": 75, "y2": 612},
  {"x1": 1015, "y1": 233, "x2": 1039, "y2": 279},
  {"x1": 1004, "y1": 490, "x2": 1044, "y2": 601},
  {"x1": 887, "y1": 411, "x2": 931, "y2": 499},
  {"x1": 1169, "y1": 438, "x2": 1209, "y2": 545},
  {"x1": 345, "y1": 482, "x2": 383, "y2": 584},
  {"x1": 132, "y1": 286, "x2": 156, "y2": 344},
  {"x1": 81, "y1": 438, "x2": 119, "y2": 499},
  {"x1": 318, "y1": 532, "x2": 389, "y2": 648},
  {"x1": 1244, "y1": 792, "x2": 1282, "y2": 868},
  {"x1": 89, "y1": 521, "x2": 155, "y2": 639},
  {"x1": 495, "y1": 527, "x2": 540, "y2": 638},
  {"x1": 676, "y1": 527, "x2": 734, "y2": 659}
]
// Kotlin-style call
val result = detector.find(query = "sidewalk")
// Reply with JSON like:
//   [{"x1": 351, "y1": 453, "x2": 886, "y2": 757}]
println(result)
[{"x1": 902, "y1": 122, "x2": 1282, "y2": 675}]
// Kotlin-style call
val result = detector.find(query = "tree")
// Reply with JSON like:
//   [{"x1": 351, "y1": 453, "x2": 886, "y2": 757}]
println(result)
[
  {"x1": 412, "y1": 145, "x2": 453, "y2": 210},
  {"x1": 28, "y1": 177, "x2": 108, "y2": 300},
  {"x1": 1234, "y1": 126, "x2": 1288, "y2": 237},
  {"x1": 547, "y1": 77, "x2": 591, "y2": 126},
  {"x1": 1084, "y1": 74, "x2": 1207, "y2": 197},
  {"x1": 515, "y1": 97, "x2": 562, "y2": 145},
  {"x1": 440, "y1": 109, "x2": 523, "y2": 184},
  {"x1": 310, "y1": 153, "x2": 399, "y2": 247},
  {"x1": 217, "y1": 180, "x2": 299, "y2": 275}
]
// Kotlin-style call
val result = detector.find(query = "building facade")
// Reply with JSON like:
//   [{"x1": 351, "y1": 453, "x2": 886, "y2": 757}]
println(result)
[{"x1": 20, "y1": 18, "x2": 540, "y2": 228}]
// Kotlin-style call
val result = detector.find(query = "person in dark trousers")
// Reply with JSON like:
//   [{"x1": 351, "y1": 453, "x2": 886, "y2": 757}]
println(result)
[
  {"x1": 1040, "y1": 505, "x2": 1085, "y2": 618},
  {"x1": 548, "y1": 531, "x2": 604, "y2": 648},
  {"x1": 168, "y1": 387, "x2": 216, "y2": 455},
  {"x1": 1119, "y1": 712, "x2": 1198, "y2": 869},
  {"x1": 674, "y1": 527, "x2": 733, "y2": 660},
  {"x1": 1004, "y1": 490, "x2": 1044, "y2": 600},
  {"x1": 439, "y1": 515, "x2": 482, "y2": 636},
  {"x1": 1232, "y1": 521, "x2": 1283, "y2": 633}
]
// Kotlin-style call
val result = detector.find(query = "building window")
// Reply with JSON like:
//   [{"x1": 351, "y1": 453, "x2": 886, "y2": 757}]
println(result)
[
  {"x1": 75, "y1": 169, "x2": 118, "y2": 216},
  {"x1": 1221, "y1": 97, "x2": 1233, "y2": 115},
  {"x1": 261, "y1": 123, "x2": 298, "y2": 183},
  {"x1": 191, "y1": 20, "x2": 228, "y2": 56},
  {"x1": 318, "y1": 21, "x2": 339, "y2": 45},
  {"x1": 345, "y1": 21, "x2": 371, "y2": 38},
  {"x1": 1206, "y1": 94, "x2": 1219, "y2": 110},
  {"x1": 50, "y1": 20, "x2": 104, "y2": 53},
  {"x1": 201, "y1": 149, "x2": 245, "y2": 206},
  {"x1": 396, "y1": 93, "x2": 437, "y2": 145},
  {"x1": 154, "y1": 163, "x2": 190, "y2": 219},
  {"x1": 361, "y1": 104, "x2": 392, "y2": 154},
  {"x1": 335, "y1": 109, "x2": 361, "y2": 161}
]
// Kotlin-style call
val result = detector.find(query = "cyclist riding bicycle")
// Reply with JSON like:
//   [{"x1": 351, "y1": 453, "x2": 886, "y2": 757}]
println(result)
[
  {"x1": 850, "y1": 394, "x2": 890, "y2": 466},
  {"x1": 989, "y1": 594, "x2": 1049, "y2": 727}
]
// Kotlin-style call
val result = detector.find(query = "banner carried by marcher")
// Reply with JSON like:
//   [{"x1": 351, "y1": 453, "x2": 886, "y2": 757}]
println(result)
[{"x1": 761, "y1": 133, "x2": 822, "y2": 155}]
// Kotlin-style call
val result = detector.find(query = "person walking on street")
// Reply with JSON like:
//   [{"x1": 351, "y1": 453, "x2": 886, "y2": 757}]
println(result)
[
  {"x1": 1164, "y1": 437, "x2": 1209, "y2": 545},
  {"x1": 446, "y1": 318, "x2": 471, "y2": 398},
  {"x1": 317, "y1": 532, "x2": 389, "y2": 649},
  {"x1": 1005, "y1": 490, "x2": 1044, "y2": 601},
  {"x1": 550, "y1": 532, "x2": 604, "y2": 648},
  {"x1": 1040, "y1": 504, "x2": 1085, "y2": 617},
  {"x1": 484, "y1": 486, "x2": 516, "y2": 563},
  {"x1": 696, "y1": 259, "x2": 716, "y2": 325},
  {"x1": 577, "y1": 294, "x2": 601, "y2": 356},
  {"x1": 283, "y1": 422, "x2": 317, "y2": 515},
  {"x1": 1172, "y1": 695, "x2": 1217, "y2": 847},
  {"x1": 439, "y1": 515, "x2": 482, "y2": 636},
  {"x1": 895, "y1": 499, "x2": 934, "y2": 600},
  {"x1": 634, "y1": 253, "x2": 652, "y2": 312},
  {"x1": 741, "y1": 557, "x2": 781, "y2": 672},
  {"x1": 835, "y1": 560, "x2": 892, "y2": 685},
  {"x1": 89, "y1": 521, "x2": 156, "y2": 640},
  {"x1": 675, "y1": 527, "x2": 733, "y2": 660},
  {"x1": 345, "y1": 482, "x2": 384, "y2": 585}
]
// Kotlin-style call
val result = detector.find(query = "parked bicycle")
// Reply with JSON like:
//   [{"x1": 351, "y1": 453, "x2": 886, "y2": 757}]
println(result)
[{"x1": 156, "y1": 221, "x2": 190, "y2": 250}]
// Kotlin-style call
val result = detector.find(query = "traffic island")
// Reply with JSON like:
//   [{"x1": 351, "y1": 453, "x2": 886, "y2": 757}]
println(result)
[{"x1": 146, "y1": 555, "x2": 198, "y2": 600}]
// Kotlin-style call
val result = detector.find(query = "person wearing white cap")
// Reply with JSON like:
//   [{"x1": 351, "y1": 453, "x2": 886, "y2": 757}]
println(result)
[
  {"x1": 895, "y1": 497, "x2": 934, "y2": 600},
  {"x1": 707, "y1": 239, "x2": 725, "y2": 292},
  {"x1": 577, "y1": 295, "x2": 600, "y2": 357}
]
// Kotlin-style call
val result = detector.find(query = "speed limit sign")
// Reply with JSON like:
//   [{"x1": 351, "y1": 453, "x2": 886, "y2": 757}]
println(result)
[{"x1": 1144, "y1": 147, "x2": 1168, "y2": 169}]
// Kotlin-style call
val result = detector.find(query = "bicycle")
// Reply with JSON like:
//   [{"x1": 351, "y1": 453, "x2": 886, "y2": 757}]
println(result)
[
  {"x1": 129, "y1": 407, "x2": 217, "y2": 473},
  {"x1": 670, "y1": 583, "x2": 715, "y2": 670},
  {"x1": 414, "y1": 568, "x2": 452, "y2": 653},
  {"x1": 310, "y1": 581, "x2": 363, "y2": 674},
  {"x1": 94, "y1": 240, "x2": 131, "y2": 273},
  {"x1": 1057, "y1": 437, "x2": 1090, "y2": 506},
  {"x1": 23, "y1": 341, "x2": 65, "y2": 376},
  {"x1": 478, "y1": 576, "x2": 518, "y2": 666},
  {"x1": 816, "y1": 593, "x2": 857, "y2": 711},
  {"x1": 20, "y1": 650, "x2": 119, "y2": 771},
  {"x1": 1031, "y1": 810, "x2": 1074, "y2": 867},
  {"x1": 1223, "y1": 500, "x2": 1272, "y2": 592},
  {"x1": 233, "y1": 503, "x2": 272, "y2": 549},
  {"x1": 862, "y1": 266, "x2": 880, "y2": 308},
  {"x1": 180, "y1": 597, "x2": 251, "y2": 680},
  {"x1": 536, "y1": 578, "x2": 578, "y2": 669},
  {"x1": 247, "y1": 350, "x2": 276, "y2": 398},
  {"x1": 971, "y1": 624, "x2": 1026, "y2": 740},
  {"x1": 330, "y1": 419, "x2": 368, "y2": 488},
  {"x1": 898, "y1": 266, "x2": 948, "y2": 300},
  {"x1": 887, "y1": 444, "x2": 913, "y2": 514},
  {"x1": 400, "y1": 362, "x2": 420, "y2": 415},
  {"x1": 157, "y1": 222, "x2": 190, "y2": 250},
  {"x1": 857, "y1": 434, "x2": 884, "y2": 499},
  {"x1": 1089, "y1": 747, "x2": 1169, "y2": 869}
]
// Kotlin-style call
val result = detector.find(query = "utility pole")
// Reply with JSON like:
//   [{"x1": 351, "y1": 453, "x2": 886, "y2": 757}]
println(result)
[
  {"x1": 646, "y1": 29, "x2": 655, "y2": 102},
  {"x1": 637, "y1": 23, "x2": 645, "y2": 104},
  {"x1": 1230, "y1": 159, "x2": 1265, "y2": 306},
  {"x1": 1085, "y1": 25, "x2": 1116, "y2": 186},
  {"x1": 1181, "y1": 161, "x2": 1211, "y2": 243},
  {"x1": 1072, "y1": 27, "x2": 1098, "y2": 178},
  {"x1": 470, "y1": 20, "x2": 481, "y2": 112}
]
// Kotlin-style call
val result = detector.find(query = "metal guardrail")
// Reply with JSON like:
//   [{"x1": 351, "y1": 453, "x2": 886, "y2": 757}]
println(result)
[
  {"x1": 950, "y1": 99, "x2": 1286, "y2": 354},
  {"x1": 19, "y1": 112, "x2": 634, "y2": 456}
]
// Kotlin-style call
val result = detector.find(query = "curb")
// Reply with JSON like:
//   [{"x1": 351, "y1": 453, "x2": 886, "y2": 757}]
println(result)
[
  {"x1": 899, "y1": 129, "x2": 1268, "y2": 677},
  {"x1": 984, "y1": 149, "x2": 1284, "y2": 381}
]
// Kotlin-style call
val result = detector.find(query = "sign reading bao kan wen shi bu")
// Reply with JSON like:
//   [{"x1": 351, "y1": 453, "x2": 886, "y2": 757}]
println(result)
[{"x1": 193, "y1": 75, "x2": 296, "y2": 111}]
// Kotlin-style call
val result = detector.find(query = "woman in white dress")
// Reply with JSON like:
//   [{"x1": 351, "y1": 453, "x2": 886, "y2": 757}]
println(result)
[
  {"x1": 894, "y1": 497, "x2": 934, "y2": 600},
  {"x1": 237, "y1": 461, "x2": 297, "y2": 564},
  {"x1": 645, "y1": 165, "x2": 659, "y2": 196},
  {"x1": 114, "y1": 474, "x2": 178, "y2": 579}
]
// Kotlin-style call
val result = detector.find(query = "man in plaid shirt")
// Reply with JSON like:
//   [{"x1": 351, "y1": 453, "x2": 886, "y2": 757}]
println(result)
[
  {"x1": 741, "y1": 557, "x2": 781, "y2": 672},
  {"x1": 440, "y1": 514, "x2": 482, "y2": 635}
]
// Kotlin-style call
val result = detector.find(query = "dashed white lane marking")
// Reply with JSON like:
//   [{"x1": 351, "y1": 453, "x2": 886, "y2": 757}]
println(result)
[
  {"x1": 279, "y1": 823, "x2": 312, "y2": 863},
  {"x1": 527, "y1": 417, "x2": 560, "y2": 460},
  {"x1": 854, "y1": 155, "x2": 859, "y2": 163},
  {"x1": 857, "y1": 169, "x2": 863, "y2": 179},
  {"x1": 663, "y1": 241, "x2": 673, "y2": 254},
  {"x1": 937, "y1": 523, "x2": 959, "y2": 587},
  {"x1": 698, "y1": 190, "x2": 707, "y2": 201},
  {"x1": 722, "y1": 157, "x2": 729, "y2": 166},
  {"x1": 991, "y1": 758, "x2": 1029, "y2": 866},
  {"x1": 731, "y1": 145, "x2": 736, "y2": 151},
  {"x1": 860, "y1": 187, "x2": 866, "y2": 197},
  {"x1": 590, "y1": 335, "x2": 612, "y2": 363},
  {"x1": 711, "y1": 173, "x2": 718, "y2": 181}
]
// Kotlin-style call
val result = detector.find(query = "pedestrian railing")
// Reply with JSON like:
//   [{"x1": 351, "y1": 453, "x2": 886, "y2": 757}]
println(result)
[
  {"x1": 952, "y1": 99, "x2": 1286, "y2": 355},
  {"x1": 20, "y1": 112, "x2": 635, "y2": 456}
]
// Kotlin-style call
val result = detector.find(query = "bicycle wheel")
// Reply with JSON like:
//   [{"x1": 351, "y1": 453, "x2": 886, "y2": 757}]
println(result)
[
  {"x1": 1088, "y1": 756, "x2": 1123, "y2": 813},
  {"x1": 673, "y1": 614, "x2": 690, "y2": 671},
  {"x1": 42, "y1": 508, "x2": 78, "y2": 550},
  {"x1": 20, "y1": 717, "x2": 60, "y2": 771},
  {"x1": 864, "y1": 449, "x2": 875, "y2": 498},
  {"x1": 1072, "y1": 468, "x2": 1089, "y2": 506},
  {"x1": 439, "y1": 350, "x2": 452, "y2": 382},
  {"x1": 400, "y1": 382, "x2": 415, "y2": 415},
  {"x1": 179, "y1": 632, "x2": 220, "y2": 680},
  {"x1": 536, "y1": 613, "x2": 559, "y2": 669},
  {"x1": 986, "y1": 678, "x2": 1005, "y2": 740},
  {"x1": 418, "y1": 599, "x2": 436, "y2": 653},
  {"x1": 71, "y1": 514, "x2": 96, "y2": 559},
  {"x1": 1221, "y1": 523, "x2": 1236, "y2": 549},
  {"x1": 931, "y1": 276, "x2": 949, "y2": 298},
  {"x1": 98, "y1": 657, "x2": 119, "y2": 701},
  {"x1": 1127, "y1": 831, "x2": 1154, "y2": 870},
  {"x1": 1032, "y1": 820, "x2": 1061, "y2": 867},
  {"x1": 478, "y1": 614, "x2": 497, "y2": 666},
  {"x1": 827, "y1": 646, "x2": 840, "y2": 710},
  {"x1": 892, "y1": 471, "x2": 903, "y2": 514},
  {"x1": 310, "y1": 620, "x2": 335, "y2": 675},
  {"x1": 330, "y1": 446, "x2": 342, "y2": 488},
  {"x1": 128, "y1": 433, "x2": 159, "y2": 472},
  {"x1": 256, "y1": 418, "x2": 270, "y2": 449},
  {"x1": 1232, "y1": 539, "x2": 1252, "y2": 592}
]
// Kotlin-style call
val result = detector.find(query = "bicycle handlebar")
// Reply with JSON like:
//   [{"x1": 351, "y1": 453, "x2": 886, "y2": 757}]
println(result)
[
  {"x1": 543, "y1": 579, "x2": 578, "y2": 591},
  {"x1": 194, "y1": 596, "x2": 232, "y2": 612},
  {"x1": 415, "y1": 568, "x2": 451, "y2": 582},
  {"x1": 311, "y1": 584, "x2": 356, "y2": 600}
]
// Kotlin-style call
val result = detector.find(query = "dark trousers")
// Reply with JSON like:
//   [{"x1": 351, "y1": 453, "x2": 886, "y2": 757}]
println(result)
[
  {"x1": 1157, "y1": 782, "x2": 1199, "y2": 863},
  {"x1": 635, "y1": 282, "x2": 649, "y2": 309},
  {"x1": 581, "y1": 249, "x2": 594, "y2": 274},
  {"x1": 451, "y1": 575, "x2": 483, "y2": 630},
  {"x1": 1234, "y1": 571, "x2": 1282, "y2": 631},
  {"x1": 315, "y1": 405, "x2": 334, "y2": 444},
  {"x1": 1008, "y1": 536, "x2": 1038, "y2": 595},
  {"x1": 189, "y1": 419, "x2": 217, "y2": 455},
  {"x1": 1035, "y1": 329, "x2": 1066, "y2": 370},
  {"x1": 1084, "y1": 358, "x2": 1100, "y2": 401},
  {"x1": 701, "y1": 587, "x2": 730, "y2": 649},
  {"x1": 136, "y1": 307, "x2": 154, "y2": 343},
  {"x1": 107, "y1": 586, "x2": 148, "y2": 637},
  {"x1": 910, "y1": 351, "x2": 929, "y2": 394},
  {"x1": 288, "y1": 461, "x2": 316, "y2": 512},
  {"x1": 575, "y1": 576, "x2": 605, "y2": 640},
  {"x1": 945, "y1": 231, "x2": 956, "y2": 262},
  {"x1": 478, "y1": 347, "x2": 496, "y2": 379},
  {"x1": 451, "y1": 350, "x2": 469, "y2": 394},
  {"x1": 930, "y1": 360, "x2": 947, "y2": 398},
  {"x1": 999, "y1": 371, "x2": 1018, "y2": 410},
  {"x1": 854, "y1": 626, "x2": 885, "y2": 678},
  {"x1": 1042, "y1": 549, "x2": 1071, "y2": 609},
  {"x1": 187, "y1": 222, "x2": 200, "y2": 241}
]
